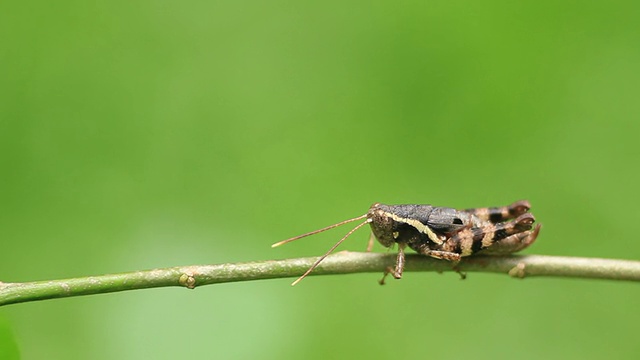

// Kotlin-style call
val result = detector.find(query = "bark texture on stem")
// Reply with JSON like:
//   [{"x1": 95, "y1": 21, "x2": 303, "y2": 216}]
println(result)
[{"x1": 1, "y1": 253, "x2": 639, "y2": 307}]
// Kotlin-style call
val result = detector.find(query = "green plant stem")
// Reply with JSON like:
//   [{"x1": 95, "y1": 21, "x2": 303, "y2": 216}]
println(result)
[{"x1": 2, "y1": 253, "x2": 640, "y2": 307}]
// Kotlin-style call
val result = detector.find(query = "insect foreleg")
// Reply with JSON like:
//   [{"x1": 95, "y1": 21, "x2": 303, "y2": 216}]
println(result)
[
  {"x1": 379, "y1": 243, "x2": 406, "y2": 285},
  {"x1": 366, "y1": 232, "x2": 375, "y2": 252}
]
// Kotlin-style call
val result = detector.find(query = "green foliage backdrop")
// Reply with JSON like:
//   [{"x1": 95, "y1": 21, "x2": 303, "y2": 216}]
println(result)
[{"x1": 1, "y1": 1, "x2": 639, "y2": 359}]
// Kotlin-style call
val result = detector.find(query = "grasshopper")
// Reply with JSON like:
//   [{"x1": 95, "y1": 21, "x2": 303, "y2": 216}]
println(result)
[{"x1": 273, "y1": 200, "x2": 541, "y2": 285}]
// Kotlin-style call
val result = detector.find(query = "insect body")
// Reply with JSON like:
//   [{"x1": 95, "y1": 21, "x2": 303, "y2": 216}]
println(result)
[{"x1": 273, "y1": 200, "x2": 541, "y2": 285}]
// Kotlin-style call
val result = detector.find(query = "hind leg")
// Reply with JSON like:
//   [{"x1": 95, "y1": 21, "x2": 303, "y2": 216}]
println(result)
[
  {"x1": 463, "y1": 200, "x2": 531, "y2": 223},
  {"x1": 477, "y1": 224, "x2": 541, "y2": 255},
  {"x1": 444, "y1": 213, "x2": 537, "y2": 257}
]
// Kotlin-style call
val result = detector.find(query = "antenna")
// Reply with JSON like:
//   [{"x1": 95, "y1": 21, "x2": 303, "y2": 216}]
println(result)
[
  {"x1": 271, "y1": 214, "x2": 371, "y2": 285},
  {"x1": 271, "y1": 214, "x2": 369, "y2": 248}
]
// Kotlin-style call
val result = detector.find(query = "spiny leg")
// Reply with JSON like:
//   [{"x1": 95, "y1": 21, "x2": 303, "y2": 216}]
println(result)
[
  {"x1": 478, "y1": 223, "x2": 541, "y2": 255},
  {"x1": 379, "y1": 243, "x2": 406, "y2": 285},
  {"x1": 397, "y1": 236, "x2": 468, "y2": 282},
  {"x1": 410, "y1": 244, "x2": 464, "y2": 278},
  {"x1": 463, "y1": 200, "x2": 531, "y2": 224},
  {"x1": 411, "y1": 242, "x2": 462, "y2": 261}
]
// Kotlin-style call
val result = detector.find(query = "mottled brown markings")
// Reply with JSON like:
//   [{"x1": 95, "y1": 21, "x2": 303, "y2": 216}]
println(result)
[
  {"x1": 481, "y1": 224, "x2": 540, "y2": 256},
  {"x1": 273, "y1": 200, "x2": 540, "y2": 285},
  {"x1": 474, "y1": 207, "x2": 490, "y2": 221},
  {"x1": 466, "y1": 200, "x2": 531, "y2": 224},
  {"x1": 458, "y1": 229, "x2": 475, "y2": 256},
  {"x1": 481, "y1": 223, "x2": 497, "y2": 248},
  {"x1": 489, "y1": 212, "x2": 503, "y2": 223}
]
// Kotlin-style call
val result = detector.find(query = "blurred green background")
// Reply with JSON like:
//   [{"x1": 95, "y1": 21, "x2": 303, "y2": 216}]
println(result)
[{"x1": 2, "y1": 1, "x2": 640, "y2": 359}]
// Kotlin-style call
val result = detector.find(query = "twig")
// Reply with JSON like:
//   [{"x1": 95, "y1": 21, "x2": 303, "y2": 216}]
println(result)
[{"x1": 1, "y1": 253, "x2": 639, "y2": 307}]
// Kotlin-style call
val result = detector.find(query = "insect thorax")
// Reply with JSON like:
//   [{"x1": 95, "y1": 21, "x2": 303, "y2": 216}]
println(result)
[
  {"x1": 367, "y1": 203, "x2": 437, "y2": 248},
  {"x1": 367, "y1": 203, "x2": 486, "y2": 248}
]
